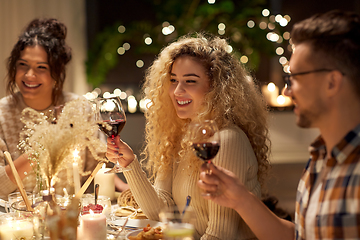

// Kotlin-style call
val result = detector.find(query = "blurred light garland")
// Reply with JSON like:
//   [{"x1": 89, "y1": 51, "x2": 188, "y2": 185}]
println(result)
[{"x1": 86, "y1": 0, "x2": 294, "y2": 111}]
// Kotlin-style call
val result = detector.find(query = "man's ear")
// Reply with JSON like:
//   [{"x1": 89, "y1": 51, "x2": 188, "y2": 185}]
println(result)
[{"x1": 326, "y1": 70, "x2": 344, "y2": 96}]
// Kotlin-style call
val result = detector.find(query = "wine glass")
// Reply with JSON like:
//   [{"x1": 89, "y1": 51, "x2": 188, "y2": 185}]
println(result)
[
  {"x1": 189, "y1": 120, "x2": 220, "y2": 164},
  {"x1": 96, "y1": 96, "x2": 128, "y2": 173},
  {"x1": 189, "y1": 120, "x2": 220, "y2": 195}
]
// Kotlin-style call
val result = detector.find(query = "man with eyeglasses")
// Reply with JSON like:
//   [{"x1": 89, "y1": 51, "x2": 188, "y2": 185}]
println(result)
[{"x1": 198, "y1": 10, "x2": 360, "y2": 240}]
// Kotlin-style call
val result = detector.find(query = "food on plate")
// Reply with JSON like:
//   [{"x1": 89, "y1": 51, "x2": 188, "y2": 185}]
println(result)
[
  {"x1": 117, "y1": 189, "x2": 147, "y2": 219},
  {"x1": 134, "y1": 208, "x2": 147, "y2": 219},
  {"x1": 118, "y1": 189, "x2": 139, "y2": 209},
  {"x1": 114, "y1": 206, "x2": 147, "y2": 219},
  {"x1": 82, "y1": 203, "x2": 104, "y2": 214},
  {"x1": 128, "y1": 224, "x2": 163, "y2": 240},
  {"x1": 115, "y1": 206, "x2": 137, "y2": 218}
]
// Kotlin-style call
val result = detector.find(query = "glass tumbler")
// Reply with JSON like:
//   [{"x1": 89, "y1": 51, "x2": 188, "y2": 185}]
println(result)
[
  {"x1": 7, "y1": 192, "x2": 33, "y2": 213},
  {"x1": 159, "y1": 205, "x2": 196, "y2": 240}
]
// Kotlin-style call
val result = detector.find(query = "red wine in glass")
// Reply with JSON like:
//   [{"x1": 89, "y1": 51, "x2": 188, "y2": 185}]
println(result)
[
  {"x1": 96, "y1": 96, "x2": 129, "y2": 173},
  {"x1": 189, "y1": 120, "x2": 220, "y2": 196},
  {"x1": 98, "y1": 119, "x2": 126, "y2": 138},
  {"x1": 189, "y1": 120, "x2": 220, "y2": 164},
  {"x1": 192, "y1": 142, "x2": 220, "y2": 163}
]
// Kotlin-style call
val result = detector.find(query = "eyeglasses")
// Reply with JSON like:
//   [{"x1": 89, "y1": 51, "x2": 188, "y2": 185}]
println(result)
[{"x1": 282, "y1": 69, "x2": 335, "y2": 89}]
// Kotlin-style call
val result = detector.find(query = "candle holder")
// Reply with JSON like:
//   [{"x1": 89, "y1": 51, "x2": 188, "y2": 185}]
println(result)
[
  {"x1": 80, "y1": 194, "x2": 111, "y2": 219},
  {"x1": 0, "y1": 212, "x2": 37, "y2": 240},
  {"x1": 10, "y1": 190, "x2": 80, "y2": 240},
  {"x1": 78, "y1": 211, "x2": 107, "y2": 240}
]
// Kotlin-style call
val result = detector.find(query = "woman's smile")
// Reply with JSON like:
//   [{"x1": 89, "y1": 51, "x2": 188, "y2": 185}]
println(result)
[{"x1": 169, "y1": 56, "x2": 210, "y2": 120}]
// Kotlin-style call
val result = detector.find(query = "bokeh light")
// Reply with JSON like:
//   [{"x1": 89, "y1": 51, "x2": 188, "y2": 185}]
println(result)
[
  {"x1": 123, "y1": 43, "x2": 130, "y2": 50},
  {"x1": 259, "y1": 21, "x2": 267, "y2": 30},
  {"x1": 117, "y1": 47, "x2": 125, "y2": 55},
  {"x1": 268, "y1": 82, "x2": 276, "y2": 92},
  {"x1": 279, "y1": 56, "x2": 288, "y2": 65},
  {"x1": 262, "y1": 9, "x2": 270, "y2": 17},
  {"x1": 283, "y1": 32, "x2": 291, "y2": 40},
  {"x1": 136, "y1": 60, "x2": 144, "y2": 68},
  {"x1": 276, "y1": 47, "x2": 284, "y2": 55},
  {"x1": 118, "y1": 25, "x2": 126, "y2": 33},
  {"x1": 113, "y1": 88, "x2": 121, "y2": 96},
  {"x1": 218, "y1": 23, "x2": 226, "y2": 30},
  {"x1": 240, "y1": 55, "x2": 248, "y2": 63},
  {"x1": 144, "y1": 37, "x2": 152, "y2": 45},
  {"x1": 225, "y1": 45, "x2": 233, "y2": 53},
  {"x1": 247, "y1": 20, "x2": 255, "y2": 28}
]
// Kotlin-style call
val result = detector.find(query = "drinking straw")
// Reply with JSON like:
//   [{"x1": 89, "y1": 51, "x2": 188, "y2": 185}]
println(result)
[
  {"x1": 4, "y1": 151, "x2": 34, "y2": 211},
  {"x1": 182, "y1": 195, "x2": 191, "y2": 215}
]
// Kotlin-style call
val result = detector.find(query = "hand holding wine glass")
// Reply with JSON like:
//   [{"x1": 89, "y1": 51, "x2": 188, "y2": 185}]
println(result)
[{"x1": 96, "y1": 97, "x2": 129, "y2": 173}]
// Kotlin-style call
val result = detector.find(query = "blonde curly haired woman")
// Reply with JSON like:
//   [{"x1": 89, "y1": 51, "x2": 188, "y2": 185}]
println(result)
[{"x1": 107, "y1": 33, "x2": 271, "y2": 240}]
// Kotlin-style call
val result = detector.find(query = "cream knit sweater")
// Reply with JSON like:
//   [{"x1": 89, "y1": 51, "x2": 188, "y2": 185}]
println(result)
[
  {"x1": 0, "y1": 92, "x2": 97, "y2": 200},
  {"x1": 124, "y1": 125, "x2": 260, "y2": 240}
]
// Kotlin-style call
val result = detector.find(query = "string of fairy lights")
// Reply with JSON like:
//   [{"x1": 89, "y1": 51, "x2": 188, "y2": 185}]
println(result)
[{"x1": 84, "y1": 3, "x2": 293, "y2": 111}]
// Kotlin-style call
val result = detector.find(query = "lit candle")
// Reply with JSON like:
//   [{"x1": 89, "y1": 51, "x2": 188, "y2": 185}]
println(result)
[
  {"x1": 94, "y1": 164, "x2": 115, "y2": 200},
  {"x1": 0, "y1": 220, "x2": 34, "y2": 240},
  {"x1": 261, "y1": 82, "x2": 279, "y2": 106},
  {"x1": 73, "y1": 149, "x2": 81, "y2": 194},
  {"x1": 78, "y1": 210, "x2": 106, "y2": 240}
]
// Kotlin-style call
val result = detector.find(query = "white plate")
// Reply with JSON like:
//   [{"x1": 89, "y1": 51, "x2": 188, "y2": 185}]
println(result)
[
  {"x1": 110, "y1": 218, "x2": 161, "y2": 229},
  {"x1": 126, "y1": 229, "x2": 142, "y2": 239}
]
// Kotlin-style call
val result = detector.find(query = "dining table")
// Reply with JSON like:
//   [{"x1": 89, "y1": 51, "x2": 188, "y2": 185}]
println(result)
[{"x1": 0, "y1": 193, "x2": 162, "y2": 240}]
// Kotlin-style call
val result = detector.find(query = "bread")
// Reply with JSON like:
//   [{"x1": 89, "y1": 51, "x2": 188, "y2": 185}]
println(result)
[
  {"x1": 115, "y1": 207, "x2": 136, "y2": 218},
  {"x1": 133, "y1": 209, "x2": 147, "y2": 219},
  {"x1": 116, "y1": 190, "x2": 147, "y2": 219},
  {"x1": 117, "y1": 189, "x2": 139, "y2": 209}
]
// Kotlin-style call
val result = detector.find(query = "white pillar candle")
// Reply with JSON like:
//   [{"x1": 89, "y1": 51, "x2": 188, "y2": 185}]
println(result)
[
  {"x1": 78, "y1": 212, "x2": 106, "y2": 240},
  {"x1": 0, "y1": 220, "x2": 34, "y2": 240},
  {"x1": 94, "y1": 164, "x2": 115, "y2": 200},
  {"x1": 73, "y1": 150, "x2": 81, "y2": 194}
]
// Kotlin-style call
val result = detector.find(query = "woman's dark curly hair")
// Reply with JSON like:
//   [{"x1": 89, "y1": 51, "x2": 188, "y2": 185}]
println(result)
[{"x1": 6, "y1": 18, "x2": 72, "y2": 105}]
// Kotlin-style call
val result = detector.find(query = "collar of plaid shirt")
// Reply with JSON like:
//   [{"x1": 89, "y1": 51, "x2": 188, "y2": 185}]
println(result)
[{"x1": 295, "y1": 123, "x2": 360, "y2": 240}]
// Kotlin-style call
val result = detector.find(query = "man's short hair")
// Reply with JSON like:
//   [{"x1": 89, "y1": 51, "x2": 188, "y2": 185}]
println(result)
[{"x1": 291, "y1": 10, "x2": 360, "y2": 97}]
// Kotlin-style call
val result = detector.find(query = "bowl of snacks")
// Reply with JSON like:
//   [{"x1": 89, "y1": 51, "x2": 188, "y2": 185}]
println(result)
[
  {"x1": 127, "y1": 224, "x2": 163, "y2": 240},
  {"x1": 80, "y1": 194, "x2": 111, "y2": 218}
]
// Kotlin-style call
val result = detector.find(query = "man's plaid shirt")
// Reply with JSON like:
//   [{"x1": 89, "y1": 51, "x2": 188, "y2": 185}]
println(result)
[{"x1": 295, "y1": 124, "x2": 360, "y2": 239}]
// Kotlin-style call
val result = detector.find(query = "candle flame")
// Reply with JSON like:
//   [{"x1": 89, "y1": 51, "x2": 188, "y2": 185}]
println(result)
[
  {"x1": 63, "y1": 188, "x2": 69, "y2": 197},
  {"x1": 73, "y1": 149, "x2": 80, "y2": 158},
  {"x1": 89, "y1": 209, "x2": 94, "y2": 215},
  {"x1": 102, "y1": 163, "x2": 106, "y2": 169},
  {"x1": 277, "y1": 95, "x2": 286, "y2": 105}
]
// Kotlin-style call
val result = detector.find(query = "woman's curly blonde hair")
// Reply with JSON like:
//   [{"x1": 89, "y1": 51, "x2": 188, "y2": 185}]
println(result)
[{"x1": 141, "y1": 32, "x2": 271, "y2": 187}]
